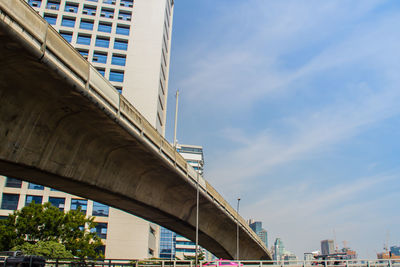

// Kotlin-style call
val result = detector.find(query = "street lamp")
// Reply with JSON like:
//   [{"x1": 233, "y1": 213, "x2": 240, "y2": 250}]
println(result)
[
  {"x1": 195, "y1": 171, "x2": 200, "y2": 266},
  {"x1": 236, "y1": 198, "x2": 241, "y2": 261}
]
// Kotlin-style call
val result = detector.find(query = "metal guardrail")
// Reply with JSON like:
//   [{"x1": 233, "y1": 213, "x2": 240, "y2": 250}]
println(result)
[
  {"x1": 2, "y1": 259, "x2": 398, "y2": 267},
  {"x1": 0, "y1": 0, "x2": 269, "y2": 256}
]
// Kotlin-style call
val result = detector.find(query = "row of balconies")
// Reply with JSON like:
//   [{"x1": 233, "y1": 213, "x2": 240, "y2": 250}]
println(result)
[{"x1": 31, "y1": 3, "x2": 133, "y2": 13}]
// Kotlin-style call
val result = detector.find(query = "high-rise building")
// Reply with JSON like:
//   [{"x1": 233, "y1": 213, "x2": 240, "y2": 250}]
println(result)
[
  {"x1": 272, "y1": 238, "x2": 297, "y2": 263},
  {"x1": 248, "y1": 220, "x2": 268, "y2": 248},
  {"x1": 321, "y1": 240, "x2": 335, "y2": 255},
  {"x1": 0, "y1": 0, "x2": 174, "y2": 259},
  {"x1": 176, "y1": 144, "x2": 204, "y2": 175},
  {"x1": 25, "y1": 0, "x2": 173, "y2": 134},
  {"x1": 273, "y1": 238, "x2": 285, "y2": 261}
]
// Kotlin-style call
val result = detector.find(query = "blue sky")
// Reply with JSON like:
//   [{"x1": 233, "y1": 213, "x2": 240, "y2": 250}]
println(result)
[{"x1": 164, "y1": 0, "x2": 400, "y2": 259}]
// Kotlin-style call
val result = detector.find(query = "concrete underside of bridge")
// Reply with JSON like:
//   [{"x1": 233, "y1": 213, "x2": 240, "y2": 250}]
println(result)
[{"x1": 0, "y1": 11, "x2": 271, "y2": 260}]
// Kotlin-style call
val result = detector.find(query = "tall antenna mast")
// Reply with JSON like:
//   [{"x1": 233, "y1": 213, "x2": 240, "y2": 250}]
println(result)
[{"x1": 173, "y1": 90, "x2": 179, "y2": 148}]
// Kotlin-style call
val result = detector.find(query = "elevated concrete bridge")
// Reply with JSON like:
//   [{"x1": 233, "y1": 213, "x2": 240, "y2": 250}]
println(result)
[{"x1": 0, "y1": 0, "x2": 271, "y2": 260}]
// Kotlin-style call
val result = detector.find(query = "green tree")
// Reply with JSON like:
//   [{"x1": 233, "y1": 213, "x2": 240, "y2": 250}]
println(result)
[
  {"x1": 12, "y1": 241, "x2": 74, "y2": 258},
  {"x1": 0, "y1": 202, "x2": 103, "y2": 259}
]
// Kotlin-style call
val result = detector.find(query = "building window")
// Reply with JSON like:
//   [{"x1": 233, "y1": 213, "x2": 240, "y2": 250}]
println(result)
[
  {"x1": 118, "y1": 11, "x2": 131, "y2": 21},
  {"x1": 114, "y1": 86, "x2": 122, "y2": 93},
  {"x1": 95, "y1": 37, "x2": 110, "y2": 48},
  {"x1": 60, "y1": 32, "x2": 73, "y2": 43},
  {"x1": 82, "y1": 5, "x2": 97, "y2": 16},
  {"x1": 1, "y1": 193, "x2": 19, "y2": 210},
  {"x1": 120, "y1": 0, "x2": 133, "y2": 7},
  {"x1": 148, "y1": 248, "x2": 154, "y2": 256},
  {"x1": 175, "y1": 248, "x2": 196, "y2": 253},
  {"x1": 98, "y1": 22, "x2": 112, "y2": 33},
  {"x1": 111, "y1": 54, "x2": 126, "y2": 66},
  {"x1": 28, "y1": 0, "x2": 42, "y2": 8},
  {"x1": 46, "y1": 1, "x2": 60, "y2": 10},
  {"x1": 80, "y1": 19, "x2": 94, "y2": 30},
  {"x1": 70, "y1": 199, "x2": 87, "y2": 214},
  {"x1": 114, "y1": 39, "x2": 128, "y2": 50},
  {"x1": 65, "y1": 2, "x2": 79, "y2": 13},
  {"x1": 116, "y1": 24, "x2": 130, "y2": 36},
  {"x1": 77, "y1": 34, "x2": 91, "y2": 45},
  {"x1": 109, "y1": 70, "x2": 124, "y2": 82},
  {"x1": 92, "y1": 202, "x2": 109, "y2": 217},
  {"x1": 103, "y1": 0, "x2": 115, "y2": 5},
  {"x1": 61, "y1": 17, "x2": 76, "y2": 27},
  {"x1": 150, "y1": 226, "x2": 156, "y2": 235},
  {"x1": 91, "y1": 222, "x2": 108, "y2": 239},
  {"x1": 93, "y1": 51, "x2": 108, "y2": 64},
  {"x1": 44, "y1": 14, "x2": 57, "y2": 25},
  {"x1": 25, "y1": 195, "x2": 43, "y2": 206},
  {"x1": 5, "y1": 177, "x2": 22, "y2": 188},
  {"x1": 77, "y1": 49, "x2": 89, "y2": 59},
  {"x1": 96, "y1": 68, "x2": 105, "y2": 77},
  {"x1": 48, "y1": 197, "x2": 65, "y2": 211},
  {"x1": 28, "y1": 183, "x2": 44, "y2": 190},
  {"x1": 100, "y1": 8, "x2": 114, "y2": 19}
]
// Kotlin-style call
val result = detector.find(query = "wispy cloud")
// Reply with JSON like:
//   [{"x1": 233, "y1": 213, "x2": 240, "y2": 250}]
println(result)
[
  {"x1": 207, "y1": 84, "x2": 400, "y2": 187},
  {"x1": 243, "y1": 174, "x2": 400, "y2": 258},
  {"x1": 169, "y1": 0, "x2": 400, "y2": 259},
  {"x1": 175, "y1": 0, "x2": 397, "y2": 109}
]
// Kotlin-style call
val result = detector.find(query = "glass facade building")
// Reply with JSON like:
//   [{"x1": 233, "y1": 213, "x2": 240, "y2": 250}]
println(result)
[
  {"x1": 249, "y1": 220, "x2": 268, "y2": 248},
  {"x1": 159, "y1": 227, "x2": 176, "y2": 259}
]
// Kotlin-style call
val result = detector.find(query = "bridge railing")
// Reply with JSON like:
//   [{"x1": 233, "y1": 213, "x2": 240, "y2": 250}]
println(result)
[
  {"x1": 0, "y1": 0, "x2": 268, "y2": 257},
  {"x1": 38, "y1": 259, "x2": 400, "y2": 267},
  {"x1": 235, "y1": 259, "x2": 400, "y2": 267}
]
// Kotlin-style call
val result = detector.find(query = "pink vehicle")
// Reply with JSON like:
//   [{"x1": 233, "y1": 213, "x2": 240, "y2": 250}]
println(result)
[{"x1": 203, "y1": 260, "x2": 243, "y2": 267}]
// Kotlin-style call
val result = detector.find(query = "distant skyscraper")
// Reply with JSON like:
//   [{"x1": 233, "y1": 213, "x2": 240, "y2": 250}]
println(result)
[
  {"x1": 274, "y1": 238, "x2": 285, "y2": 261},
  {"x1": 249, "y1": 220, "x2": 268, "y2": 248},
  {"x1": 321, "y1": 240, "x2": 335, "y2": 255}
]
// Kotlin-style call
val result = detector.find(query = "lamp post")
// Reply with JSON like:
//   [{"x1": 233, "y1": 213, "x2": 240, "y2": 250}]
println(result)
[
  {"x1": 173, "y1": 90, "x2": 179, "y2": 148},
  {"x1": 236, "y1": 198, "x2": 241, "y2": 261},
  {"x1": 195, "y1": 171, "x2": 200, "y2": 266}
]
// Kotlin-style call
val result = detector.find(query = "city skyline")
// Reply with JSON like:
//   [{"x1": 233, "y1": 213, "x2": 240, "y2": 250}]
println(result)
[{"x1": 165, "y1": 0, "x2": 400, "y2": 259}]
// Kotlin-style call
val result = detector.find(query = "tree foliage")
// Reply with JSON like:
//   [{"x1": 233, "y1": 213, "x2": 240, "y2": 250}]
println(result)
[
  {"x1": 0, "y1": 202, "x2": 103, "y2": 259},
  {"x1": 12, "y1": 241, "x2": 74, "y2": 258}
]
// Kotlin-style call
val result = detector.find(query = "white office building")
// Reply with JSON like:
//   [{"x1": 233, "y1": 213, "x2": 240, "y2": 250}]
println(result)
[
  {"x1": 0, "y1": 0, "x2": 174, "y2": 259},
  {"x1": 163, "y1": 144, "x2": 214, "y2": 260},
  {"x1": 175, "y1": 145, "x2": 203, "y2": 259},
  {"x1": 176, "y1": 144, "x2": 204, "y2": 175}
]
